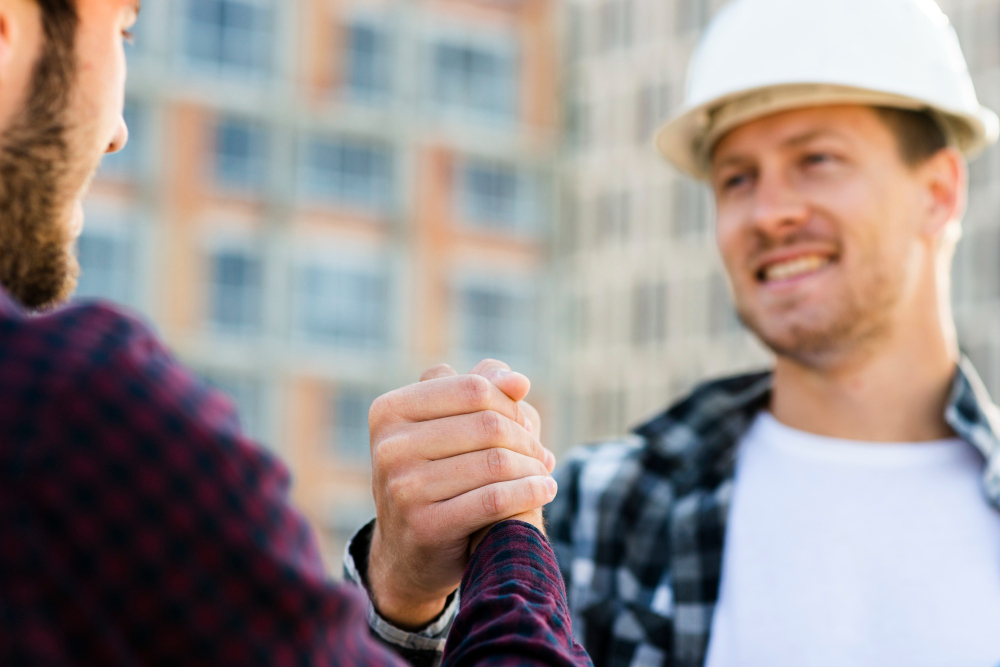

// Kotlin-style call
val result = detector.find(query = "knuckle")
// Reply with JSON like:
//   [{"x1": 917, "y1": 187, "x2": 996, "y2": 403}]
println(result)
[
  {"x1": 371, "y1": 432, "x2": 403, "y2": 471},
  {"x1": 510, "y1": 400, "x2": 524, "y2": 427},
  {"x1": 529, "y1": 438, "x2": 545, "y2": 462},
  {"x1": 386, "y1": 474, "x2": 418, "y2": 508},
  {"x1": 530, "y1": 455, "x2": 548, "y2": 477},
  {"x1": 480, "y1": 486, "x2": 508, "y2": 518},
  {"x1": 368, "y1": 393, "x2": 394, "y2": 428},
  {"x1": 478, "y1": 410, "x2": 507, "y2": 443},
  {"x1": 525, "y1": 477, "x2": 545, "y2": 506},
  {"x1": 484, "y1": 447, "x2": 509, "y2": 481},
  {"x1": 461, "y1": 375, "x2": 492, "y2": 409}
]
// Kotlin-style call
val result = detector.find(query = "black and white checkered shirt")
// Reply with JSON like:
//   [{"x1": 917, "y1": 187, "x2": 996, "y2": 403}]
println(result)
[{"x1": 348, "y1": 359, "x2": 1000, "y2": 667}]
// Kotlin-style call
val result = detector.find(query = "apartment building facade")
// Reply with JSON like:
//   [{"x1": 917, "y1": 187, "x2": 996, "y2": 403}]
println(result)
[
  {"x1": 555, "y1": 0, "x2": 1000, "y2": 447},
  {"x1": 82, "y1": 0, "x2": 559, "y2": 569}
]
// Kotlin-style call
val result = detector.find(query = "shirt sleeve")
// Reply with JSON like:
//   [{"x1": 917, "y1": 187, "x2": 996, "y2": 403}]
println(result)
[
  {"x1": 442, "y1": 521, "x2": 593, "y2": 667},
  {"x1": 544, "y1": 451, "x2": 590, "y2": 597},
  {"x1": 343, "y1": 520, "x2": 459, "y2": 667},
  {"x1": 25, "y1": 305, "x2": 410, "y2": 666}
]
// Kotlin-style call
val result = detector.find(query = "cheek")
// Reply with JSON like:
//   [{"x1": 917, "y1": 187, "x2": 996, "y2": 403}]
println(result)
[
  {"x1": 714, "y1": 211, "x2": 748, "y2": 276},
  {"x1": 75, "y1": 29, "x2": 127, "y2": 124}
]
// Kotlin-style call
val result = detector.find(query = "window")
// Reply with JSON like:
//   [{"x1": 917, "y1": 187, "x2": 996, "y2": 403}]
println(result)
[
  {"x1": 971, "y1": 4, "x2": 1000, "y2": 71},
  {"x1": 301, "y1": 136, "x2": 393, "y2": 212},
  {"x1": 213, "y1": 117, "x2": 269, "y2": 191},
  {"x1": 567, "y1": 5, "x2": 585, "y2": 60},
  {"x1": 99, "y1": 101, "x2": 143, "y2": 179},
  {"x1": 458, "y1": 160, "x2": 542, "y2": 234},
  {"x1": 456, "y1": 282, "x2": 535, "y2": 364},
  {"x1": 597, "y1": 191, "x2": 631, "y2": 242},
  {"x1": 586, "y1": 388, "x2": 626, "y2": 440},
  {"x1": 632, "y1": 282, "x2": 668, "y2": 345},
  {"x1": 675, "y1": 0, "x2": 709, "y2": 35},
  {"x1": 333, "y1": 385, "x2": 381, "y2": 465},
  {"x1": 636, "y1": 83, "x2": 673, "y2": 144},
  {"x1": 708, "y1": 274, "x2": 741, "y2": 335},
  {"x1": 566, "y1": 97, "x2": 589, "y2": 151},
  {"x1": 672, "y1": 179, "x2": 711, "y2": 237},
  {"x1": 954, "y1": 228, "x2": 1000, "y2": 303},
  {"x1": 75, "y1": 227, "x2": 132, "y2": 306},
  {"x1": 203, "y1": 371, "x2": 266, "y2": 443},
  {"x1": 297, "y1": 264, "x2": 389, "y2": 349},
  {"x1": 346, "y1": 22, "x2": 391, "y2": 100},
  {"x1": 432, "y1": 41, "x2": 517, "y2": 120},
  {"x1": 183, "y1": 0, "x2": 272, "y2": 75},
  {"x1": 208, "y1": 248, "x2": 263, "y2": 334},
  {"x1": 599, "y1": 0, "x2": 633, "y2": 51}
]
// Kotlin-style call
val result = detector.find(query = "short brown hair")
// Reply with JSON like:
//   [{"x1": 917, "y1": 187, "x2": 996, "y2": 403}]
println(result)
[
  {"x1": 35, "y1": 1, "x2": 78, "y2": 48},
  {"x1": 874, "y1": 107, "x2": 949, "y2": 167}
]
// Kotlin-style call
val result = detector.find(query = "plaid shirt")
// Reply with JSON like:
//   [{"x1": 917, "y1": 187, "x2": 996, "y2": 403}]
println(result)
[
  {"x1": 0, "y1": 289, "x2": 589, "y2": 667},
  {"x1": 353, "y1": 360, "x2": 1000, "y2": 667}
]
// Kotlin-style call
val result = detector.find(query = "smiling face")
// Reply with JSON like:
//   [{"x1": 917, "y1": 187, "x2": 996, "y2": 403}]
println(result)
[
  {"x1": 710, "y1": 105, "x2": 958, "y2": 367},
  {"x1": 0, "y1": 0, "x2": 137, "y2": 310}
]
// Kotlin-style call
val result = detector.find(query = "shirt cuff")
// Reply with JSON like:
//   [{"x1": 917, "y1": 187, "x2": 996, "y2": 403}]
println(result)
[{"x1": 342, "y1": 519, "x2": 459, "y2": 653}]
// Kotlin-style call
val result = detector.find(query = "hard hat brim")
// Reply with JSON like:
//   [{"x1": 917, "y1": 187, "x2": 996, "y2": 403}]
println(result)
[{"x1": 655, "y1": 83, "x2": 1000, "y2": 181}]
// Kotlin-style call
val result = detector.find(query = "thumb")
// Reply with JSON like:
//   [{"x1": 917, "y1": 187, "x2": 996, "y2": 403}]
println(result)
[
  {"x1": 469, "y1": 359, "x2": 530, "y2": 403},
  {"x1": 420, "y1": 363, "x2": 458, "y2": 382}
]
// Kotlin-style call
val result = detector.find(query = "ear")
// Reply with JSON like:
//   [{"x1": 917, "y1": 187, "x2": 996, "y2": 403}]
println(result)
[
  {"x1": 0, "y1": 6, "x2": 14, "y2": 77},
  {"x1": 918, "y1": 147, "x2": 966, "y2": 239}
]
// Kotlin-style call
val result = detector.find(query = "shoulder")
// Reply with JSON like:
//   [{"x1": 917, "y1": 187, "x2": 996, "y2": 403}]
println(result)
[
  {"x1": 0, "y1": 299, "x2": 171, "y2": 383},
  {"x1": 554, "y1": 438, "x2": 647, "y2": 499},
  {"x1": 3, "y1": 300, "x2": 276, "y2": 484},
  {"x1": 547, "y1": 372, "x2": 771, "y2": 553},
  {"x1": 634, "y1": 371, "x2": 772, "y2": 445}
]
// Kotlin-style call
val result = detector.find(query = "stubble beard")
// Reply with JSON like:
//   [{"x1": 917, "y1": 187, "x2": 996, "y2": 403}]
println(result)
[
  {"x1": 0, "y1": 19, "x2": 79, "y2": 312},
  {"x1": 736, "y1": 259, "x2": 902, "y2": 370}
]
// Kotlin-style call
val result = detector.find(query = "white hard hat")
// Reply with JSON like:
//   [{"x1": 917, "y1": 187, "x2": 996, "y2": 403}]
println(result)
[{"x1": 656, "y1": 0, "x2": 1000, "y2": 180}]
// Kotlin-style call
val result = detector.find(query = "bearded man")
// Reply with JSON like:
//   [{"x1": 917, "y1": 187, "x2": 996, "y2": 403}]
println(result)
[
  {"x1": 356, "y1": 0, "x2": 1000, "y2": 665},
  {"x1": 0, "y1": 1, "x2": 589, "y2": 665}
]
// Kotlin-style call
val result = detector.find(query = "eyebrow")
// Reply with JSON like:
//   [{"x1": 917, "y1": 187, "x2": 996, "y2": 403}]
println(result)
[
  {"x1": 712, "y1": 128, "x2": 849, "y2": 172},
  {"x1": 781, "y1": 129, "x2": 846, "y2": 148}
]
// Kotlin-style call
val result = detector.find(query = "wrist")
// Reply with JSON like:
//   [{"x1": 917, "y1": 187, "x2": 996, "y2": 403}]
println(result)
[
  {"x1": 368, "y1": 526, "x2": 452, "y2": 631},
  {"x1": 469, "y1": 510, "x2": 546, "y2": 554}
]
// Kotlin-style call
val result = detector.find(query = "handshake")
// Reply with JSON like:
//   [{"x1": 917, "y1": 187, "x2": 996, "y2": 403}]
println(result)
[{"x1": 366, "y1": 359, "x2": 558, "y2": 629}]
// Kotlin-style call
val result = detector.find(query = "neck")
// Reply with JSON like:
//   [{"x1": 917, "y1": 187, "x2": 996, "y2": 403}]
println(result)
[{"x1": 770, "y1": 278, "x2": 958, "y2": 443}]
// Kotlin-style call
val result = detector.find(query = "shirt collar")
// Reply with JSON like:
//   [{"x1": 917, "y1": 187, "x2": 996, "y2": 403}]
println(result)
[
  {"x1": 944, "y1": 357, "x2": 1000, "y2": 503},
  {"x1": 0, "y1": 285, "x2": 19, "y2": 314},
  {"x1": 636, "y1": 359, "x2": 1000, "y2": 507}
]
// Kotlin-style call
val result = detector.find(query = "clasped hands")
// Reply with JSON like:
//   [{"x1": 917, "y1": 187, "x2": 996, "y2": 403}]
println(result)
[{"x1": 367, "y1": 359, "x2": 558, "y2": 630}]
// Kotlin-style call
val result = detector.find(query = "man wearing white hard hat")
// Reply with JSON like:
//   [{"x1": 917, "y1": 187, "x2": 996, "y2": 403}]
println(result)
[{"x1": 347, "y1": 0, "x2": 1000, "y2": 665}]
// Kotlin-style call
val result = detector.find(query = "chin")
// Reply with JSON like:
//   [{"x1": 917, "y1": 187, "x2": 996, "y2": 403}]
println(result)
[{"x1": 741, "y1": 305, "x2": 845, "y2": 362}]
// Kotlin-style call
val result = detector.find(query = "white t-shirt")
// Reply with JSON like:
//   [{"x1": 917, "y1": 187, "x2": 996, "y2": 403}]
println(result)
[{"x1": 705, "y1": 412, "x2": 1000, "y2": 667}]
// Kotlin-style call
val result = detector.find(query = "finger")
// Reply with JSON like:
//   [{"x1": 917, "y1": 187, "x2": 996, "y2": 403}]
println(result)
[
  {"x1": 520, "y1": 401, "x2": 542, "y2": 438},
  {"x1": 371, "y1": 374, "x2": 529, "y2": 429},
  {"x1": 469, "y1": 359, "x2": 531, "y2": 403},
  {"x1": 421, "y1": 364, "x2": 458, "y2": 382},
  {"x1": 435, "y1": 476, "x2": 558, "y2": 536},
  {"x1": 406, "y1": 410, "x2": 553, "y2": 466},
  {"x1": 421, "y1": 449, "x2": 550, "y2": 502}
]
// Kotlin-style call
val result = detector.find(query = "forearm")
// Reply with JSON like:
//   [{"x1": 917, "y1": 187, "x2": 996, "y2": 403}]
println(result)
[
  {"x1": 344, "y1": 520, "x2": 454, "y2": 667},
  {"x1": 442, "y1": 521, "x2": 592, "y2": 667}
]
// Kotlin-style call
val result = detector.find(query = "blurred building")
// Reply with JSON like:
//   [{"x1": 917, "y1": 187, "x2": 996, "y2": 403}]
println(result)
[
  {"x1": 554, "y1": 0, "x2": 1000, "y2": 447},
  {"x1": 83, "y1": 0, "x2": 559, "y2": 570}
]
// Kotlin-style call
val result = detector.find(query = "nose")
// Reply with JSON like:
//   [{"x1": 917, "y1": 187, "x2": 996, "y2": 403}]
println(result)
[
  {"x1": 106, "y1": 115, "x2": 129, "y2": 154},
  {"x1": 747, "y1": 170, "x2": 809, "y2": 238}
]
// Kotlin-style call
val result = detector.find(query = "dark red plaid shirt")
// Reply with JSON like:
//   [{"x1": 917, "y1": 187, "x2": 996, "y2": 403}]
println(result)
[{"x1": 0, "y1": 289, "x2": 590, "y2": 667}]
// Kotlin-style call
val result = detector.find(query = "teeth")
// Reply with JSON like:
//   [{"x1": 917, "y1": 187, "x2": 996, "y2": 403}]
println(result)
[{"x1": 763, "y1": 255, "x2": 830, "y2": 282}]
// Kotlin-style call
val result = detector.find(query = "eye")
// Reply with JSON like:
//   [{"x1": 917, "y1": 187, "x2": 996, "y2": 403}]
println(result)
[
  {"x1": 722, "y1": 172, "x2": 751, "y2": 191},
  {"x1": 803, "y1": 152, "x2": 835, "y2": 167}
]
